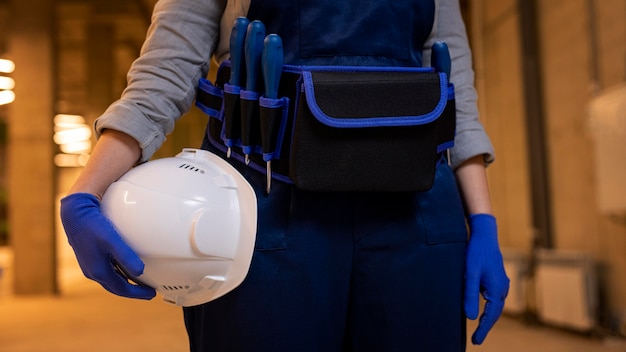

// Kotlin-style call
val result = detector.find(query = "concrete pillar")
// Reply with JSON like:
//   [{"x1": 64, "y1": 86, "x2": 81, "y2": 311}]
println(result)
[
  {"x1": 8, "y1": 0, "x2": 57, "y2": 294},
  {"x1": 86, "y1": 23, "x2": 115, "y2": 126}
]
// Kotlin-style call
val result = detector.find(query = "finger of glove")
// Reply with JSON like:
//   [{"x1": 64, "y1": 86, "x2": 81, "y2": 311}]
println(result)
[
  {"x1": 98, "y1": 226, "x2": 145, "y2": 278},
  {"x1": 80, "y1": 255, "x2": 155, "y2": 300},
  {"x1": 99, "y1": 267, "x2": 156, "y2": 300},
  {"x1": 67, "y1": 237, "x2": 155, "y2": 300},
  {"x1": 105, "y1": 284, "x2": 155, "y2": 300},
  {"x1": 471, "y1": 294, "x2": 505, "y2": 345},
  {"x1": 69, "y1": 219, "x2": 145, "y2": 279},
  {"x1": 69, "y1": 232, "x2": 154, "y2": 300},
  {"x1": 75, "y1": 202, "x2": 146, "y2": 278},
  {"x1": 61, "y1": 194, "x2": 152, "y2": 300},
  {"x1": 464, "y1": 269, "x2": 481, "y2": 320},
  {"x1": 61, "y1": 194, "x2": 146, "y2": 278}
]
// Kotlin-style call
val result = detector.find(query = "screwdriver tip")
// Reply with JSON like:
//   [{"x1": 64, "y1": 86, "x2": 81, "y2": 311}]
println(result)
[
  {"x1": 226, "y1": 148, "x2": 232, "y2": 158},
  {"x1": 245, "y1": 154, "x2": 250, "y2": 165},
  {"x1": 266, "y1": 160, "x2": 272, "y2": 194}
]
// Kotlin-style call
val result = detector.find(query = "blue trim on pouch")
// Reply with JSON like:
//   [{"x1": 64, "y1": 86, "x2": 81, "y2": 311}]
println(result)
[{"x1": 300, "y1": 70, "x2": 448, "y2": 128}]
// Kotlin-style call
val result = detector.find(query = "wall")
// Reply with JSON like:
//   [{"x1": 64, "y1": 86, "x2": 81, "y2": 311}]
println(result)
[
  {"x1": 470, "y1": 0, "x2": 535, "y2": 251},
  {"x1": 537, "y1": 0, "x2": 626, "y2": 328},
  {"x1": 474, "y1": 0, "x2": 626, "y2": 332},
  {"x1": 8, "y1": 0, "x2": 56, "y2": 295}
]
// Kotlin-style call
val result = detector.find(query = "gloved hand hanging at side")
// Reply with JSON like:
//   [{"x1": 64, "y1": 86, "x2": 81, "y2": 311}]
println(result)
[
  {"x1": 464, "y1": 213, "x2": 510, "y2": 345},
  {"x1": 60, "y1": 192, "x2": 156, "y2": 300}
]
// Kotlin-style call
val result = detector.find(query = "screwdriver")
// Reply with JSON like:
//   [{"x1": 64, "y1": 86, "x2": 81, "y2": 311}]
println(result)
[
  {"x1": 431, "y1": 41, "x2": 451, "y2": 80},
  {"x1": 229, "y1": 17, "x2": 249, "y2": 88},
  {"x1": 242, "y1": 20, "x2": 266, "y2": 165},
  {"x1": 225, "y1": 17, "x2": 249, "y2": 158},
  {"x1": 261, "y1": 34, "x2": 283, "y2": 193}
]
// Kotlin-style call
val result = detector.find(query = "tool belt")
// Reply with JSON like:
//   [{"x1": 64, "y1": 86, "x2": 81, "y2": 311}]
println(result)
[{"x1": 196, "y1": 64, "x2": 456, "y2": 192}]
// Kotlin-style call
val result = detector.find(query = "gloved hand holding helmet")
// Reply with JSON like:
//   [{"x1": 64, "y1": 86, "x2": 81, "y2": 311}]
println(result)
[
  {"x1": 61, "y1": 149, "x2": 257, "y2": 307},
  {"x1": 60, "y1": 193, "x2": 156, "y2": 300}
]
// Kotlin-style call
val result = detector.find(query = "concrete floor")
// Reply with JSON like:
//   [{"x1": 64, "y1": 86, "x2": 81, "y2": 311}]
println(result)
[
  {"x1": 0, "y1": 280, "x2": 189, "y2": 352},
  {"x1": 2, "y1": 246, "x2": 626, "y2": 352},
  {"x1": 1, "y1": 282, "x2": 626, "y2": 352}
]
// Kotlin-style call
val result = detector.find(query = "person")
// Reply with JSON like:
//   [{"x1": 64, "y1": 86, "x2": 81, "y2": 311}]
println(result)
[{"x1": 60, "y1": 0, "x2": 510, "y2": 351}]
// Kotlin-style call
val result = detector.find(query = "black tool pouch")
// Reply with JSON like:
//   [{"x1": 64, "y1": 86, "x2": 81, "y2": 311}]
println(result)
[{"x1": 195, "y1": 64, "x2": 455, "y2": 192}]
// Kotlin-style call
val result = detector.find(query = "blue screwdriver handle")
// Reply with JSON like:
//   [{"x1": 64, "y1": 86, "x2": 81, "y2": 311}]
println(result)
[
  {"x1": 244, "y1": 20, "x2": 266, "y2": 92},
  {"x1": 229, "y1": 17, "x2": 249, "y2": 86},
  {"x1": 262, "y1": 34, "x2": 283, "y2": 99},
  {"x1": 432, "y1": 41, "x2": 451, "y2": 80}
]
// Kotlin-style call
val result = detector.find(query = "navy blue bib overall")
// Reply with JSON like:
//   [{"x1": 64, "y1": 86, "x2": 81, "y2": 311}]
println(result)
[
  {"x1": 188, "y1": 1, "x2": 469, "y2": 351},
  {"x1": 246, "y1": 0, "x2": 434, "y2": 66}
]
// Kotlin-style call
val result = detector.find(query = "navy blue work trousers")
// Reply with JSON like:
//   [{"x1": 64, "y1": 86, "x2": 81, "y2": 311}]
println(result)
[{"x1": 184, "y1": 140, "x2": 468, "y2": 352}]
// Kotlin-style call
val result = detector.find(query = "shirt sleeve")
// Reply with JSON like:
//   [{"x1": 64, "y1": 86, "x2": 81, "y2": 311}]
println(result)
[
  {"x1": 94, "y1": 0, "x2": 226, "y2": 162},
  {"x1": 423, "y1": 0, "x2": 495, "y2": 169}
]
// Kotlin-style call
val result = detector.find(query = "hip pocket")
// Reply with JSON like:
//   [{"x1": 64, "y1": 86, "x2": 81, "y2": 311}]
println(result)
[{"x1": 415, "y1": 163, "x2": 468, "y2": 245}]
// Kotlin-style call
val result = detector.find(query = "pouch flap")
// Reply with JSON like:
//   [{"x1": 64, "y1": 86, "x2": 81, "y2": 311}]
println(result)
[{"x1": 301, "y1": 67, "x2": 448, "y2": 128}]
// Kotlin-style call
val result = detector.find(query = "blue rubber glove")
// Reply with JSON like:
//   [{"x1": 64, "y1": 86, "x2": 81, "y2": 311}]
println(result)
[
  {"x1": 465, "y1": 213, "x2": 510, "y2": 345},
  {"x1": 60, "y1": 193, "x2": 156, "y2": 300}
]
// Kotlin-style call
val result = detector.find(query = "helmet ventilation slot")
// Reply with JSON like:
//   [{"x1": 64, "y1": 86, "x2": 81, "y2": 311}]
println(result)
[
  {"x1": 162, "y1": 285, "x2": 191, "y2": 291},
  {"x1": 178, "y1": 163, "x2": 205, "y2": 174}
]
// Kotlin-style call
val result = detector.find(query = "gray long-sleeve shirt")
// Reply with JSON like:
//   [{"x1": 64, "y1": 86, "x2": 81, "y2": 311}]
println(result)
[{"x1": 95, "y1": 0, "x2": 494, "y2": 169}]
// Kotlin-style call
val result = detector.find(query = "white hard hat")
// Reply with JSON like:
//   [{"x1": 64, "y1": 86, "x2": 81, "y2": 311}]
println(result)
[{"x1": 101, "y1": 148, "x2": 257, "y2": 307}]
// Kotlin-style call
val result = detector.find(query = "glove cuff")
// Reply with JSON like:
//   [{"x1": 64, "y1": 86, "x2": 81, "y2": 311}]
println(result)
[
  {"x1": 468, "y1": 213, "x2": 496, "y2": 224},
  {"x1": 467, "y1": 213, "x2": 497, "y2": 240},
  {"x1": 61, "y1": 192, "x2": 100, "y2": 206}
]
